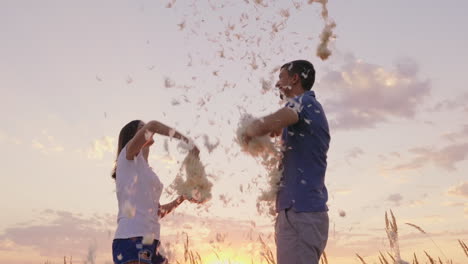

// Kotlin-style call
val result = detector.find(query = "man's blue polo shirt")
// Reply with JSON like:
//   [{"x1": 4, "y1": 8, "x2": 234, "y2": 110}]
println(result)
[{"x1": 276, "y1": 90, "x2": 330, "y2": 212}]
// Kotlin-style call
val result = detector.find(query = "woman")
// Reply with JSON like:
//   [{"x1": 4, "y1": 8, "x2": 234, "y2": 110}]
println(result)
[{"x1": 111, "y1": 120, "x2": 199, "y2": 264}]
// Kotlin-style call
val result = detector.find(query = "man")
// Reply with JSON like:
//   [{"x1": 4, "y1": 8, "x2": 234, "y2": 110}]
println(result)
[{"x1": 243, "y1": 60, "x2": 330, "y2": 264}]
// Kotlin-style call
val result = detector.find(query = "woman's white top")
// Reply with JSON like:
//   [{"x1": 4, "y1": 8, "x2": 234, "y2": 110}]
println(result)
[{"x1": 114, "y1": 145, "x2": 163, "y2": 240}]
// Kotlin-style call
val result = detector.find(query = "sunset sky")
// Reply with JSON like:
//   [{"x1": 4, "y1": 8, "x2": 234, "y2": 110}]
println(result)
[{"x1": 1, "y1": 0, "x2": 467, "y2": 263}]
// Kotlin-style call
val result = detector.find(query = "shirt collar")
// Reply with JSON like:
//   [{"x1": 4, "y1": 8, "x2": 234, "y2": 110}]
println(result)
[
  {"x1": 294, "y1": 90, "x2": 315, "y2": 101},
  {"x1": 303, "y1": 90, "x2": 315, "y2": 98}
]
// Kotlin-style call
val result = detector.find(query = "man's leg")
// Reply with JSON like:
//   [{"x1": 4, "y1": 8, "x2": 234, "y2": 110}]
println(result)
[
  {"x1": 288, "y1": 210, "x2": 329, "y2": 264},
  {"x1": 275, "y1": 209, "x2": 299, "y2": 264}
]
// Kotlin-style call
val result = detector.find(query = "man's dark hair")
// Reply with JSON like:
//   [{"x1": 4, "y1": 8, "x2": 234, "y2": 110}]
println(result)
[{"x1": 281, "y1": 60, "x2": 316, "y2": 91}]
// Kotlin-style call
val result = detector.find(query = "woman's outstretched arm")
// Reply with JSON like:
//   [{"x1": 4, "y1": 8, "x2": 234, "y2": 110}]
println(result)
[
  {"x1": 127, "y1": 120, "x2": 198, "y2": 159},
  {"x1": 158, "y1": 195, "x2": 186, "y2": 219}
]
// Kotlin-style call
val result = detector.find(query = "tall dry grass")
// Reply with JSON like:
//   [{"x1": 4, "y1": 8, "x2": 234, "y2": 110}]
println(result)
[
  {"x1": 355, "y1": 210, "x2": 466, "y2": 264},
  {"x1": 43, "y1": 212, "x2": 468, "y2": 264}
]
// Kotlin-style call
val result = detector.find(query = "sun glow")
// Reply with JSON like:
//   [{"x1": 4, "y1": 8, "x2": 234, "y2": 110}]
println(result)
[
  {"x1": 201, "y1": 249, "x2": 256, "y2": 264},
  {"x1": 206, "y1": 261, "x2": 247, "y2": 264}
]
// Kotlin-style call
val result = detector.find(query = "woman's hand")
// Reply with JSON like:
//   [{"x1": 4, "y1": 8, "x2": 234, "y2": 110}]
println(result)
[
  {"x1": 183, "y1": 194, "x2": 204, "y2": 204},
  {"x1": 142, "y1": 138, "x2": 155, "y2": 148}
]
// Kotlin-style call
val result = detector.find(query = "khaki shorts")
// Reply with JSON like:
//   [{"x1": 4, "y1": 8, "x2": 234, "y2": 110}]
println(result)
[{"x1": 275, "y1": 209, "x2": 329, "y2": 264}]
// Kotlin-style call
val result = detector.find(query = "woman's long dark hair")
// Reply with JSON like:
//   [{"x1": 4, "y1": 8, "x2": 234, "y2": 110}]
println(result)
[{"x1": 111, "y1": 120, "x2": 141, "y2": 179}]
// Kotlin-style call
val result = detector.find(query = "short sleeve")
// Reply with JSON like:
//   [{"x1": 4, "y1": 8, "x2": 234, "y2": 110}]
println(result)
[
  {"x1": 293, "y1": 94, "x2": 312, "y2": 123},
  {"x1": 285, "y1": 92, "x2": 319, "y2": 128}
]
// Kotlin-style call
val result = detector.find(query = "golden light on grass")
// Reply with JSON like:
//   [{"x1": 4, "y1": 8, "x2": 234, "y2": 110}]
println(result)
[
  {"x1": 174, "y1": 232, "x2": 275, "y2": 264},
  {"x1": 204, "y1": 253, "x2": 250, "y2": 264},
  {"x1": 197, "y1": 245, "x2": 265, "y2": 264},
  {"x1": 206, "y1": 261, "x2": 247, "y2": 264},
  {"x1": 160, "y1": 210, "x2": 468, "y2": 264}
]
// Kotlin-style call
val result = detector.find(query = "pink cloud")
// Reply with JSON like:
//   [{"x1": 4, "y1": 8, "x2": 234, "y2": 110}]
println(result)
[
  {"x1": 448, "y1": 182, "x2": 468, "y2": 198},
  {"x1": 443, "y1": 124, "x2": 468, "y2": 142},
  {"x1": 0, "y1": 210, "x2": 114, "y2": 259},
  {"x1": 391, "y1": 143, "x2": 468, "y2": 171},
  {"x1": 346, "y1": 147, "x2": 364, "y2": 160},
  {"x1": 320, "y1": 56, "x2": 431, "y2": 129},
  {"x1": 389, "y1": 124, "x2": 468, "y2": 171},
  {"x1": 387, "y1": 193, "x2": 404, "y2": 206},
  {"x1": 428, "y1": 92, "x2": 468, "y2": 113},
  {"x1": 0, "y1": 210, "x2": 275, "y2": 263}
]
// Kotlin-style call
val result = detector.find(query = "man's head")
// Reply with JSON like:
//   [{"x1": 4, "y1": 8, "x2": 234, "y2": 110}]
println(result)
[{"x1": 276, "y1": 60, "x2": 315, "y2": 98}]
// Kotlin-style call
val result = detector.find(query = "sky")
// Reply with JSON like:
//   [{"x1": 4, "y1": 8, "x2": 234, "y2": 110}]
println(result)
[{"x1": 1, "y1": 0, "x2": 467, "y2": 263}]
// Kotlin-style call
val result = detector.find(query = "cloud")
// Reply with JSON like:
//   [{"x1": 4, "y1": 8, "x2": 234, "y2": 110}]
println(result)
[
  {"x1": 0, "y1": 239, "x2": 18, "y2": 251},
  {"x1": 31, "y1": 140, "x2": 64, "y2": 153},
  {"x1": 323, "y1": 231, "x2": 381, "y2": 257},
  {"x1": 87, "y1": 136, "x2": 115, "y2": 160},
  {"x1": 150, "y1": 154, "x2": 178, "y2": 166},
  {"x1": 346, "y1": 147, "x2": 364, "y2": 163},
  {"x1": 388, "y1": 125, "x2": 468, "y2": 171},
  {"x1": 398, "y1": 227, "x2": 468, "y2": 240},
  {"x1": 448, "y1": 181, "x2": 468, "y2": 198},
  {"x1": 0, "y1": 210, "x2": 114, "y2": 258},
  {"x1": 347, "y1": 147, "x2": 364, "y2": 159},
  {"x1": 429, "y1": 92, "x2": 468, "y2": 113},
  {"x1": 1, "y1": 209, "x2": 466, "y2": 263},
  {"x1": 32, "y1": 140, "x2": 45, "y2": 150},
  {"x1": 443, "y1": 124, "x2": 468, "y2": 142},
  {"x1": 444, "y1": 201, "x2": 465, "y2": 207},
  {"x1": 387, "y1": 193, "x2": 403, "y2": 206},
  {"x1": 0, "y1": 131, "x2": 22, "y2": 145},
  {"x1": 320, "y1": 56, "x2": 430, "y2": 130},
  {"x1": 30, "y1": 130, "x2": 65, "y2": 154},
  {"x1": 390, "y1": 124, "x2": 468, "y2": 171},
  {"x1": 332, "y1": 188, "x2": 352, "y2": 195},
  {"x1": 0, "y1": 210, "x2": 275, "y2": 263},
  {"x1": 391, "y1": 143, "x2": 468, "y2": 171},
  {"x1": 0, "y1": 130, "x2": 6, "y2": 143}
]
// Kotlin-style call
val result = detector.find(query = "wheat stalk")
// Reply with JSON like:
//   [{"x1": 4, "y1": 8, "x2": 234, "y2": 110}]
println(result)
[
  {"x1": 356, "y1": 253, "x2": 367, "y2": 264},
  {"x1": 424, "y1": 251, "x2": 436, "y2": 264},
  {"x1": 378, "y1": 255, "x2": 385, "y2": 264},
  {"x1": 258, "y1": 235, "x2": 275, "y2": 264},
  {"x1": 386, "y1": 251, "x2": 395, "y2": 263},
  {"x1": 412, "y1": 252, "x2": 419, "y2": 264},
  {"x1": 459, "y1": 239, "x2": 468, "y2": 258},
  {"x1": 390, "y1": 210, "x2": 398, "y2": 233},
  {"x1": 405, "y1": 222, "x2": 448, "y2": 261},
  {"x1": 320, "y1": 250, "x2": 329, "y2": 264},
  {"x1": 379, "y1": 251, "x2": 389, "y2": 264},
  {"x1": 385, "y1": 210, "x2": 402, "y2": 262},
  {"x1": 405, "y1": 223, "x2": 426, "y2": 234}
]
